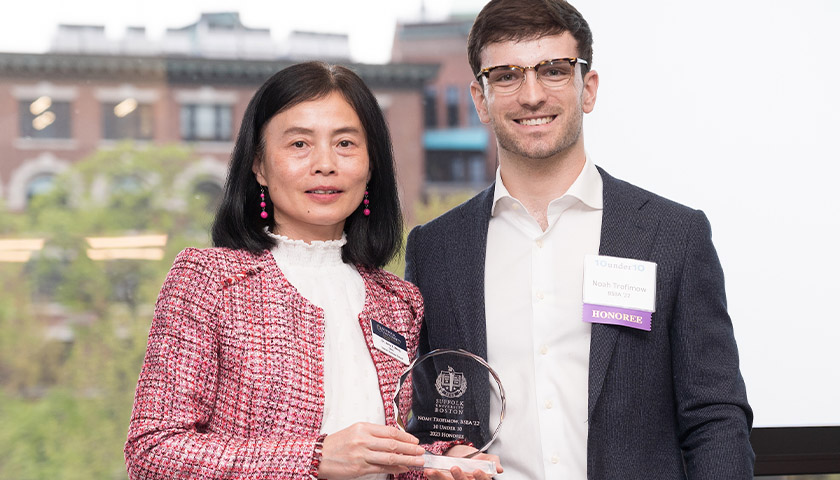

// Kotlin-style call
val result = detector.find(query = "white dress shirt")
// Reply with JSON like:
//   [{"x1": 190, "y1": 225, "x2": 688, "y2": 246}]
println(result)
[
  {"x1": 485, "y1": 157, "x2": 603, "y2": 479},
  {"x1": 269, "y1": 232, "x2": 386, "y2": 480}
]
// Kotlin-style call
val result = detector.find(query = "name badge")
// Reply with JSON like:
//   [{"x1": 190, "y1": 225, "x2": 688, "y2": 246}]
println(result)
[
  {"x1": 370, "y1": 319, "x2": 410, "y2": 365},
  {"x1": 582, "y1": 254, "x2": 657, "y2": 331}
]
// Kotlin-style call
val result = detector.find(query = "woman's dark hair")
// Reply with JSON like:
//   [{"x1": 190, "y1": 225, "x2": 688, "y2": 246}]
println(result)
[
  {"x1": 211, "y1": 61, "x2": 403, "y2": 268},
  {"x1": 468, "y1": 0, "x2": 593, "y2": 77}
]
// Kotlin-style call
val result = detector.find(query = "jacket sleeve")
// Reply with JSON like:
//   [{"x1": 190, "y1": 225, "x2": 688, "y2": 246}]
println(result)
[
  {"x1": 671, "y1": 211, "x2": 755, "y2": 478},
  {"x1": 394, "y1": 305, "x2": 453, "y2": 480},
  {"x1": 124, "y1": 249, "x2": 321, "y2": 480},
  {"x1": 401, "y1": 227, "x2": 471, "y2": 468},
  {"x1": 404, "y1": 225, "x2": 422, "y2": 288}
]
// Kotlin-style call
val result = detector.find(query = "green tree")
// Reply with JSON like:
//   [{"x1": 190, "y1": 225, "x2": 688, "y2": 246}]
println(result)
[{"x1": 0, "y1": 143, "x2": 214, "y2": 479}]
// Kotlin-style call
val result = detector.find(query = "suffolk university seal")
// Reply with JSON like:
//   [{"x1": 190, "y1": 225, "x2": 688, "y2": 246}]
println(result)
[{"x1": 435, "y1": 366, "x2": 468, "y2": 398}]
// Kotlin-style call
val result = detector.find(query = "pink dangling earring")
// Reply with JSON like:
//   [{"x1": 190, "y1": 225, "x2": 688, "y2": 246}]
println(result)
[
  {"x1": 259, "y1": 186, "x2": 269, "y2": 219},
  {"x1": 362, "y1": 188, "x2": 370, "y2": 216}
]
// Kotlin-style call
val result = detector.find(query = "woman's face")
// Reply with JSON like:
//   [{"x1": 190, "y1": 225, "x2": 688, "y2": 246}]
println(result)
[{"x1": 253, "y1": 91, "x2": 371, "y2": 242}]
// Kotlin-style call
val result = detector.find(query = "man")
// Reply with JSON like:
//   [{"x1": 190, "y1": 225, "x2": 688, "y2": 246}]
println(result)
[{"x1": 405, "y1": 0, "x2": 754, "y2": 478}]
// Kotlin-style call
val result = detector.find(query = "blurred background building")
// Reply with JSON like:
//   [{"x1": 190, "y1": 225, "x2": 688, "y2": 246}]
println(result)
[
  {"x1": 392, "y1": 14, "x2": 496, "y2": 198},
  {"x1": 0, "y1": 11, "x2": 493, "y2": 220}
]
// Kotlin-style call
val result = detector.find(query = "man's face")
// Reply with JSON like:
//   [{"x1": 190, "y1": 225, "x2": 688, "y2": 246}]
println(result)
[{"x1": 470, "y1": 33, "x2": 598, "y2": 162}]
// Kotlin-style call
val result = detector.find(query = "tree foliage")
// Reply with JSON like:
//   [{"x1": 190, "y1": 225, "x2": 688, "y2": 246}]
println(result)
[{"x1": 0, "y1": 143, "x2": 213, "y2": 479}]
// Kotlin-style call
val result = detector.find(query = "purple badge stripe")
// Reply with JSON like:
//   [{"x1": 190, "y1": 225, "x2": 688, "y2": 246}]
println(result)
[{"x1": 583, "y1": 303, "x2": 652, "y2": 331}]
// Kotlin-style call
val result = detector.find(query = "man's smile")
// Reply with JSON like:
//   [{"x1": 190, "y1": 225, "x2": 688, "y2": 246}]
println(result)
[{"x1": 515, "y1": 115, "x2": 557, "y2": 126}]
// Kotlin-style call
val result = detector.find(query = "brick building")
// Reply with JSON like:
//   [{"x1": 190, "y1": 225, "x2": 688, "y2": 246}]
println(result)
[
  {"x1": 391, "y1": 14, "x2": 496, "y2": 198},
  {"x1": 0, "y1": 13, "x2": 437, "y2": 221}
]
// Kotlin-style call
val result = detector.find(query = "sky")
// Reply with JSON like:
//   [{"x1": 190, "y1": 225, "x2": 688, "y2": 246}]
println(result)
[
  {"x1": 4, "y1": 0, "x2": 840, "y2": 428},
  {"x1": 0, "y1": 0, "x2": 488, "y2": 63}
]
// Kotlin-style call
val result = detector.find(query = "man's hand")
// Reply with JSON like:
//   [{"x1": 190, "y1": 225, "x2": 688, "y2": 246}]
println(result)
[{"x1": 424, "y1": 445, "x2": 503, "y2": 480}]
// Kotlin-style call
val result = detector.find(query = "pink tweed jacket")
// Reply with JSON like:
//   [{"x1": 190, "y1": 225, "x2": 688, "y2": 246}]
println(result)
[{"x1": 125, "y1": 247, "x2": 431, "y2": 479}]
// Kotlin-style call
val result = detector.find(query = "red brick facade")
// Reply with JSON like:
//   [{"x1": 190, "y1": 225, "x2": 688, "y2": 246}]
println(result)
[{"x1": 0, "y1": 54, "x2": 435, "y2": 222}]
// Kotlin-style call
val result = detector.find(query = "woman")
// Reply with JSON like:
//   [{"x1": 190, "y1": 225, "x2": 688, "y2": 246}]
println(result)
[{"x1": 125, "y1": 62, "x2": 442, "y2": 479}]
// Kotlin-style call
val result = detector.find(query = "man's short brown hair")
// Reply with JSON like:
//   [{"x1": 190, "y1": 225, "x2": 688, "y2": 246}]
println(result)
[{"x1": 467, "y1": 0, "x2": 594, "y2": 77}]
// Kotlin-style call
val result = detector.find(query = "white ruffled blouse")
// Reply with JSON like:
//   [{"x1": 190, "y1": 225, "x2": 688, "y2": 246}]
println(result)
[{"x1": 268, "y1": 232, "x2": 386, "y2": 480}]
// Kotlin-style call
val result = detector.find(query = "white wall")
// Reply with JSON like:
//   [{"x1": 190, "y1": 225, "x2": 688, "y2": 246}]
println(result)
[{"x1": 580, "y1": 0, "x2": 840, "y2": 427}]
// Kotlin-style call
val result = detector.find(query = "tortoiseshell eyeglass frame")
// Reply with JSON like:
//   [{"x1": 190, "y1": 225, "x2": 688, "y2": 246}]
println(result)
[{"x1": 475, "y1": 57, "x2": 588, "y2": 93}]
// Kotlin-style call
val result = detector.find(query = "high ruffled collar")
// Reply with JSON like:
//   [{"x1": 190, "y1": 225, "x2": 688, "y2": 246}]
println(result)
[{"x1": 266, "y1": 231, "x2": 347, "y2": 267}]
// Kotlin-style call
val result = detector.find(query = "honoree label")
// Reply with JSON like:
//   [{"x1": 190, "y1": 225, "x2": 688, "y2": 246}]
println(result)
[
  {"x1": 370, "y1": 319, "x2": 410, "y2": 365},
  {"x1": 583, "y1": 254, "x2": 657, "y2": 331}
]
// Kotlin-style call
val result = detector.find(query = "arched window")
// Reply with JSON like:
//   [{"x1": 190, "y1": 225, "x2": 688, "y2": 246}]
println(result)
[
  {"x1": 25, "y1": 173, "x2": 57, "y2": 204},
  {"x1": 192, "y1": 180, "x2": 223, "y2": 213},
  {"x1": 112, "y1": 175, "x2": 144, "y2": 195}
]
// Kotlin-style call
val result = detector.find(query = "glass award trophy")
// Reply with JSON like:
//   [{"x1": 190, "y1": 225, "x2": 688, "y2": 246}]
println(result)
[{"x1": 393, "y1": 349, "x2": 505, "y2": 475}]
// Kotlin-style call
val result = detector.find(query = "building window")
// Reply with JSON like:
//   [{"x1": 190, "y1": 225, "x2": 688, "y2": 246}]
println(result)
[
  {"x1": 26, "y1": 174, "x2": 58, "y2": 204},
  {"x1": 19, "y1": 97, "x2": 72, "y2": 139},
  {"x1": 446, "y1": 86, "x2": 460, "y2": 127},
  {"x1": 180, "y1": 104, "x2": 232, "y2": 141},
  {"x1": 102, "y1": 100, "x2": 154, "y2": 140},
  {"x1": 113, "y1": 175, "x2": 144, "y2": 194},
  {"x1": 423, "y1": 86, "x2": 438, "y2": 128},
  {"x1": 192, "y1": 181, "x2": 224, "y2": 213},
  {"x1": 426, "y1": 152, "x2": 485, "y2": 183}
]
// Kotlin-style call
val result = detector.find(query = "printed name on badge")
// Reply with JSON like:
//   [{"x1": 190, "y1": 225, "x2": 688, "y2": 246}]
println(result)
[
  {"x1": 370, "y1": 319, "x2": 410, "y2": 365},
  {"x1": 582, "y1": 254, "x2": 657, "y2": 331}
]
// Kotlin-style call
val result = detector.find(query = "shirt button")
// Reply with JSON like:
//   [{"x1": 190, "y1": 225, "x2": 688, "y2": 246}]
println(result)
[
  {"x1": 512, "y1": 203, "x2": 520, "y2": 210},
  {"x1": 545, "y1": 399, "x2": 553, "y2": 409},
  {"x1": 536, "y1": 291, "x2": 544, "y2": 300},
  {"x1": 539, "y1": 345, "x2": 548, "y2": 355},
  {"x1": 551, "y1": 454, "x2": 559, "y2": 464},
  {"x1": 536, "y1": 239, "x2": 544, "y2": 248}
]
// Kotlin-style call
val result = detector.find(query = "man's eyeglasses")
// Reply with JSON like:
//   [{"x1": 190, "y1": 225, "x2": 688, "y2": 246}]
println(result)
[{"x1": 475, "y1": 58, "x2": 588, "y2": 94}]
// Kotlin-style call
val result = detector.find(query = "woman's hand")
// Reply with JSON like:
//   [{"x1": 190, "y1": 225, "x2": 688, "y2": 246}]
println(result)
[
  {"x1": 424, "y1": 445, "x2": 503, "y2": 480},
  {"x1": 317, "y1": 422, "x2": 426, "y2": 479}
]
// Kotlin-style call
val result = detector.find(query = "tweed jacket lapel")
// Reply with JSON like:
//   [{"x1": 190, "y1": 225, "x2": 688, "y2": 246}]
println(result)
[
  {"x1": 587, "y1": 167, "x2": 660, "y2": 417},
  {"x1": 446, "y1": 184, "x2": 495, "y2": 359}
]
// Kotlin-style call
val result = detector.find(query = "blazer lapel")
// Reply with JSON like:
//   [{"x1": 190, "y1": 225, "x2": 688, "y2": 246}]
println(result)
[
  {"x1": 588, "y1": 168, "x2": 660, "y2": 417},
  {"x1": 445, "y1": 184, "x2": 495, "y2": 359}
]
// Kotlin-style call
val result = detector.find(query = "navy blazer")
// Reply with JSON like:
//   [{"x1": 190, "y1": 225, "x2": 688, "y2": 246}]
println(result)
[{"x1": 405, "y1": 167, "x2": 754, "y2": 479}]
